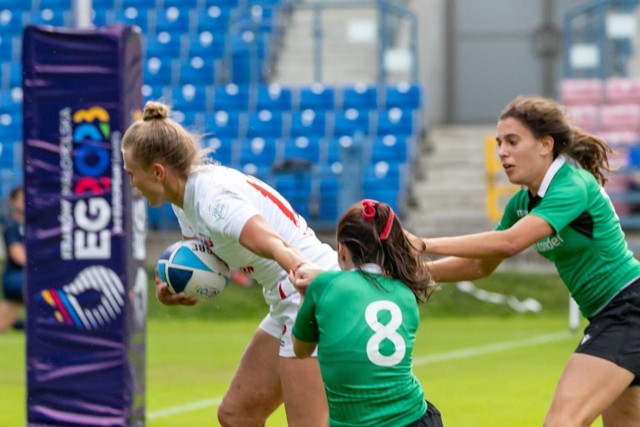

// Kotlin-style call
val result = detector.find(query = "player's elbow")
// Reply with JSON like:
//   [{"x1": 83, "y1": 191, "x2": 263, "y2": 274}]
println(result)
[{"x1": 292, "y1": 338, "x2": 315, "y2": 359}]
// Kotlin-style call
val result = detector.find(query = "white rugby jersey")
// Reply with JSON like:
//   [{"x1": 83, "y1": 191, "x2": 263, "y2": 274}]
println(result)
[{"x1": 172, "y1": 165, "x2": 338, "y2": 304}]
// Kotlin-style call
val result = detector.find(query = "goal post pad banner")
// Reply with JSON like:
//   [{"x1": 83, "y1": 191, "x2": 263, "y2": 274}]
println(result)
[{"x1": 22, "y1": 24, "x2": 147, "y2": 426}]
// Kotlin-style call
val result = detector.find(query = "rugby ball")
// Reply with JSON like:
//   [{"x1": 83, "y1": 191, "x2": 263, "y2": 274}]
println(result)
[{"x1": 157, "y1": 240, "x2": 230, "y2": 299}]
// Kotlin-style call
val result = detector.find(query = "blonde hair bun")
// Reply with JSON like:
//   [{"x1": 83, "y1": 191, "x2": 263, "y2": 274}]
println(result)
[{"x1": 143, "y1": 101, "x2": 170, "y2": 121}]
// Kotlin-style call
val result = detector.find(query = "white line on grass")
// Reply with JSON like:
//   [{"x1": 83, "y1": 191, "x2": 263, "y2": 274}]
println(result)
[{"x1": 148, "y1": 331, "x2": 574, "y2": 420}]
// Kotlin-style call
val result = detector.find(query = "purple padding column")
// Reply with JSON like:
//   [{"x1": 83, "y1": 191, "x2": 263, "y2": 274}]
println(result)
[{"x1": 22, "y1": 24, "x2": 147, "y2": 427}]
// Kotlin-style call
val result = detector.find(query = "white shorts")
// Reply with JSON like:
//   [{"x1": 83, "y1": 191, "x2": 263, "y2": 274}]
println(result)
[{"x1": 259, "y1": 279, "x2": 307, "y2": 358}]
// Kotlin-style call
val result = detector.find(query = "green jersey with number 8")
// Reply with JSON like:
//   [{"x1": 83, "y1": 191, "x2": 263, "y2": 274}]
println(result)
[{"x1": 293, "y1": 268, "x2": 428, "y2": 427}]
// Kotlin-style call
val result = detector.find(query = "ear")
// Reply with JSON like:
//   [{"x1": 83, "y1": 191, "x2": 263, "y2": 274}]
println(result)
[
  {"x1": 539, "y1": 135, "x2": 554, "y2": 156},
  {"x1": 151, "y1": 163, "x2": 166, "y2": 181}
]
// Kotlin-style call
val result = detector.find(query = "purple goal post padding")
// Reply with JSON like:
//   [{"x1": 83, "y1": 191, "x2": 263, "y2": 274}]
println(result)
[{"x1": 22, "y1": 24, "x2": 147, "y2": 427}]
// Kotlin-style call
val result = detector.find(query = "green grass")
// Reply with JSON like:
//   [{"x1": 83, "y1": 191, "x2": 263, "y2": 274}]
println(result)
[{"x1": 0, "y1": 273, "x2": 604, "y2": 426}]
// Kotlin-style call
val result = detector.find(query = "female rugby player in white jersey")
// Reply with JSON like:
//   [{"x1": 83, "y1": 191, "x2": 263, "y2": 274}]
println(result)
[{"x1": 121, "y1": 101, "x2": 338, "y2": 427}]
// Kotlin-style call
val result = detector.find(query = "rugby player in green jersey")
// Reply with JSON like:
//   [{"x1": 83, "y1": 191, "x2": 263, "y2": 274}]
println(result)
[
  {"x1": 412, "y1": 96, "x2": 640, "y2": 427},
  {"x1": 291, "y1": 200, "x2": 443, "y2": 427}
]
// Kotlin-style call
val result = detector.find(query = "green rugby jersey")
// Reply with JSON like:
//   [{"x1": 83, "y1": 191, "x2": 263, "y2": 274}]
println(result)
[
  {"x1": 293, "y1": 268, "x2": 427, "y2": 427},
  {"x1": 497, "y1": 157, "x2": 640, "y2": 318}
]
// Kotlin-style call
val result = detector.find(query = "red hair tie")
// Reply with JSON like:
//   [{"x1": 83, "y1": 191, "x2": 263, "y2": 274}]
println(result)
[{"x1": 361, "y1": 199, "x2": 395, "y2": 240}]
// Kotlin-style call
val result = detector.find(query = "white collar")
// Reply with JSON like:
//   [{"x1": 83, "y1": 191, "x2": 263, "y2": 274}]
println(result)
[
  {"x1": 352, "y1": 263, "x2": 383, "y2": 274},
  {"x1": 536, "y1": 155, "x2": 566, "y2": 197}
]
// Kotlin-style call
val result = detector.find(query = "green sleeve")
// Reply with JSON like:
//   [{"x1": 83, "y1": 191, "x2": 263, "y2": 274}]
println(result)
[
  {"x1": 531, "y1": 179, "x2": 587, "y2": 233},
  {"x1": 496, "y1": 190, "x2": 526, "y2": 231},
  {"x1": 292, "y1": 277, "x2": 323, "y2": 343}
]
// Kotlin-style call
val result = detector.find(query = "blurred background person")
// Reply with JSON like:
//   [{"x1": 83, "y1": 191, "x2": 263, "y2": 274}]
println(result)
[{"x1": 0, "y1": 186, "x2": 25, "y2": 333}]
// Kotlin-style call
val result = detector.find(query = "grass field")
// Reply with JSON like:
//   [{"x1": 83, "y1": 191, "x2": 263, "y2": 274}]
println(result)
[{"x1": 0, "y1": 272, "x2": 604, "y2": 427}]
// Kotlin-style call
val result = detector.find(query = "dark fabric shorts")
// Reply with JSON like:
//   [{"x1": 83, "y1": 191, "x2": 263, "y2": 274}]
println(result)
[
  {"x1": 575, "y1": 279, "x2": 640, "y2": 386},
  {"x1": 405, "y1": 400, "x2": 443, "y2": 427},
  {"x1": 2, "y1": 269, "x2": 23, "y2": 303}
]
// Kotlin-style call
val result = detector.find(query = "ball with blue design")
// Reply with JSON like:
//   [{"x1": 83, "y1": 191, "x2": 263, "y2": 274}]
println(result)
[{"x1": 157, "y1": 240, "x2": 231, "y2": 300}]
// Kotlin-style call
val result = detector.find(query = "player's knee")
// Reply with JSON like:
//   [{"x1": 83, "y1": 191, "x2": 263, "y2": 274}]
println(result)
[{"x1": 217, "y1": 401, "x2": 265, "y2": 427}]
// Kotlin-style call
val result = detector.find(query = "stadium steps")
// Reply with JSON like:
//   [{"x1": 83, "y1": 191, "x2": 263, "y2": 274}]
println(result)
[{"x1": 271, "y1": 6, "x2": 377, "y2": 85}]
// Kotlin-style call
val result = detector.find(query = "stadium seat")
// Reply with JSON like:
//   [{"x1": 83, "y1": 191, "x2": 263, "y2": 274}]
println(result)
[
  {"x1": 282, "y1": 136, "x2": 321, "y2": 163},
  {"x1": 599, "y1": 104, "x2": 640, "y2": 133},
  {"x1": 370, "y1": 134, "x2": 411, "y2": 164},
  {"x1": 375, "y1": 108, "x2": 415, "y2": 136},
  {"x1": 288, "y1": 109, "x2": 327, "y2": 138},
  {"x1": 605, "y1": 77, "x2": 640, "y2": 105},
  {"x1": 24, "y1": 8, "x2": 68, "y2": 26},
  {"x1": 315, "y1": 164, "x2": 342, "y2": 222},
  {"x1": 332, "y1": 108, "x2": 372, "y2": 138},
  {"x1": 143, "y1": 57, "x2": 174, "y2": 86},
  {"x1": 212, "y1": 84, "x2": 251, "y2": 111},
  {"x1": 383, "y1": 82, "x2": 421, "y2": 110},
  {"x1": 255, "y1": 84, "x2": 293, "y2": 111},
  {"x1": 566, "y1": 105, "x2": 600, "y2": 133},
  {"x1": 298, "y1": 83, "x2": 336, "y2": 111},
  {"x1": 1, "y1": 62, "x2": 21, "y2": 90},
  {"x1": 0, "y1": 9, "x2": 23, "y2": 36},
  {"x1": 0, "y1": 0, "x2": 32, "y2": 12},
  {"x1": 92, "y1": 0, "x2": 116, "y2": 9},
  {"x1": 341, "y1": 83, "x2": 380, "y2": 110},
  {"x1": 142, "y1": 84, "x2": 166, "y2": 105},
  {"x1": 0, "y1": 35, "x2": 17, "y2": 62},
  {"x1": 596, "y1": 131, "x2": 640, "y2": 147},
  {"x1": 145, "y1": 31, "x2": 182, "y2": 59},
  {"x1": 177, "y1": 56, "x2": 216, "y2": 85},
  {"x1": 203, "y1": 0, "x2": 240, "y2": 7},
  {"x1": 203, "y1": 136, "x2": 238, "y2": 166},
  {"x1": 273, "y1": 173, "x2": 312, "y2": 218},
  {"x1": 169, "y1": 84, "x2": 209, "y2": 113},
  {"x1": 35, "y1": 0, "x2": 71, "y2": 9},
  {"x1": 203, "y1": 110, "x2": 243, "y2": 139},
  {"x1": 323, "y1": 135, "x2": 354, "y2": 165},
  {"x1": 228, "y1": 31, "x2": 269, "y2": 84},
  {"x1": 120, "y1": 0, "x2": 157, "y2": 10},
  {"x1": 184, "y1": 31, "x2": 226, "y2": 59},
  {"x1": 162, "y1": 0, "x2": 199, "y2": 9},
  {"x1": 108, "y1": 7, "x2": 152, "y2": 32},
  {"x1": 238, "y1": 137, "x2": 278, "y2": 168},
  {"x1": 245, "y1": 109, "x2": 285, "y2": 139},
  {"x1": 195, "y1": 7, "x2": 232, "y2": 33},
  {"x1": 560, "y1": 78, "x2": 604, "y2": 106},
  {"x1": 91, "y1": 7, "x2": 109, "y2": 26},
  {"x1": 154, "y1": 7, "x2": 191, "y2": 34},
  {"x1": 363, "y1": 161, "x2": 407, "y2": 214}
]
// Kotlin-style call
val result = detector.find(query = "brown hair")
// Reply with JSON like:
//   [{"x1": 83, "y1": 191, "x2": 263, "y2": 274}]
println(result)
[
  {"x1": 499, "y1": 96, "x2": 613, "y2": 186},
  {"x1": 121, "y1": 101, "x2": 210, "y2": 179},
  {"x1": 337, "y1": 201, "x2": 436, "y2": 303}
]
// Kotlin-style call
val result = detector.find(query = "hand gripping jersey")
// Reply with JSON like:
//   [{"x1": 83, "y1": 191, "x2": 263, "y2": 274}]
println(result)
[
  {"x1": 497, "y1": 156, "x2": 640, "y2": 318},
  {"x1": 172, "y1": 165, "x2": 337, "y2": 305}
]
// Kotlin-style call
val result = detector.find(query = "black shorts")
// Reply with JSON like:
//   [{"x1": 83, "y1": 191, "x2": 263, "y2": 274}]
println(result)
[
  {"x1": 575, "y1": 279, "x2": 640, "y2": 386},
  {"x1": 405, "y1": 400, "x2": 443, "y2": 427}
]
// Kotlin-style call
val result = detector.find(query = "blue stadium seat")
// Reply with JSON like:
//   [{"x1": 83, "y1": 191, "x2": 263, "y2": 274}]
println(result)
[
  {"x1": 324, "y1": 135, "x2": 353, "y2": 165},
  {"x1": 255, "y1": 84, "x2": 292, "y2": 111},
  {"x1": 154, "y1": 7, "x2": 191, "y2": 34},
  {"x1": 332, "y1": 108, "x2": 372, "y2": 138},
  {"x1": 36, "y1": 0, "x2": 71, "y2": 9},
  {"x1": 239, "y1": 137, "x2": 278, "y2": 168},
  {"x1": 298, "y1": 83, "x2": 336, "y2": 111},
  {"x1": 203, "y1": 110, "x2": 243, "y2": 139},
  {"x1": 169, "y1": 109, "x2": 200, "y2": 129},
  {"x1": 170, "y1": 84, "x2": 209, "y2": 113},
  {"x1": 195, "y1": 7, "x2": 232, "y2": 33},
  {"x1": 91, "y1": 7, "x2": 109, "y2": 26},
  {"x1": 177, "y1": 56, "x2": 216, "y2": 85},
  {"x1": 0, "y1": 0, "x2": 32, "y2": 12},
  {"x1": 92, "y1": 0, "x2": 116, "y2": 9},
  {"x1": 184, "y1": 31, "x2": 226, "y2": 59},
  {"x1": 145, "y1": 31, "x2": 182, "y2": 59},
  {"x1": 370, "y1": 134, "x2": 411, "y2": 164},
  {"x1": 341, "y1": 83, "x2": 379, "y2": 110},
  {"x1": 383, "y1": 82, "x2": 421, "y2": 110},
  {"x1": 212, "y1": 84, "x2": 251, "y2": 111},
  {"x1": 120, "y1": 0, "x2": 157, "y2": 9},
  {"x1": 24, "y1": 8, "x2": 68, "y2": 26},
  {"x1": 1, "y1": 62, "x2": 21, "y2": 90},
  {"x1": 0, "y1": 141, "x2": 17, "y2": 169},
  {"x1": 203, "y1": 136, "x2": 238, "y2": 166},
  {"x1": 109, "y1": 7, "x2": 152, "y2": 32},
  {"x1": 143, "y1": 57, "x2": 174, "y2": 86},
  {"x1": 376, "y1": 108, "x2": 416, "y2": 136},
  {"x1": 245, "y1": 109, "x2": 284, "y2": 138},
  {"x1": 141, "y1": 84, "x2": 166, "y2": 105},
  {"x1": 315, "y1": 164, "x2": 342, "y2": 222},
  {"x1": 363, "y1": 161, "x2": 407, "y2": 213},
  {"x1": 203, "y1": 0, "x2": 240, "y2": 7},
  {"x1": 0, "y1": 35, "x2": 17, "y2": 62},
  {"x1": 229, "y1": 32, "x2": 268, "y2": 84},
  {"x1": 282, "y1": 136, "x2": 321, "y2": 163},
  {"x1": 0, "y1": 87, "x2": 22, "y2": 111},
  {"x1": 288, "y1": 109, "x2": 326, "y2": 138},
  {"x1": 273, "y1": 174, "x2": 311, "y2": 218},
  {"x1": 0, "y1": 9, "x2": 23, "y2": 36},
  {"x1": 162, "y1": 0, "x2": 199, "y2": 9}
]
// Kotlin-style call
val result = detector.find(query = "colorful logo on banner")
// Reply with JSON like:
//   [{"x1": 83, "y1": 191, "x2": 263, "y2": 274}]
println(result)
[
  {"x1": 38, "y1": 266, "x2": 125, "y2": 330},
  {"x1": 59, "y1": 106, "x2": 123, "y2": 260}
]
